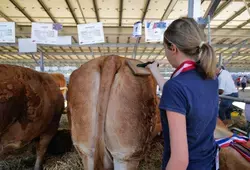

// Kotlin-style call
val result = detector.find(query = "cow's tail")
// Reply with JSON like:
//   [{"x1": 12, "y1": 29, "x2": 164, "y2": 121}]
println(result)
[{"x1": 94, "y1": 56, "x2": 121, "y2": 170}]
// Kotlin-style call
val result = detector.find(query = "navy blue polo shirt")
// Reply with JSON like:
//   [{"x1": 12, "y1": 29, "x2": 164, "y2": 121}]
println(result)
[{"x1": 159, "y1": 70, "x2": 218, "y2": 170}]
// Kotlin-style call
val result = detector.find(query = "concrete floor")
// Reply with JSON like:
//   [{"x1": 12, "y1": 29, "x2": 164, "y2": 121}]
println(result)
[
  {"x1": 238, "y1": 86, "x2": 250, "y2": 99},
  {"x1": 232, "y1": 86, "x2": 250, "y2": 110}
]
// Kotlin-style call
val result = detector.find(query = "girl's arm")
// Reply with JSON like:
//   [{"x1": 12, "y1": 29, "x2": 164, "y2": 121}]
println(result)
[
  {"x1": 147, "y1": 62, "x2": 167, "y2": 91},
  {"x1": 165, "y1": 110, "x2": 189, "y2": 170}
]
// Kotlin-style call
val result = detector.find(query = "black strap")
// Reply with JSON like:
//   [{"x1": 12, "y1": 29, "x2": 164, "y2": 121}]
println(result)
[
  {"x1": 217, "y1": 69, "x2": 223, "y2": 77},
  {"x1": 136, "y1": 61, "x2": 159, "y2": 68}
]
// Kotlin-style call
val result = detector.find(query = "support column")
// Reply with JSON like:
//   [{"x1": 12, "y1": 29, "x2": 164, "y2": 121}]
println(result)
[
  {"x1": 219, "y1": 53, "x2": 223, "y2": 66},
  {"x1": 188, "y1": 0, "x2": 201, "y2": 20},
  {"x1": 40, "y1": 52, "x2": 44, "y2": 72},
  {"x1": 132, "y1": 37, "x2": 140, "y2": 59},
  {"x1": 207, "y1": 15, "x2": 211, "y2": 45}
]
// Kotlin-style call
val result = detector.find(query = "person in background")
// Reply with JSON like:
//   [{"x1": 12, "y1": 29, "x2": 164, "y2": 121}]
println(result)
[
  {"x1": 216, "y1": 65, "x2": 238, "y2": 121},
  {"x1": 147, "y1": 17, "x2": 218, "y2": 170},
  {"x1": 236, "y1": 76, "x2": 241, "y2": 90},
  {"x1": 241, "y1": 75, "x2": 247, "y2": 92}
]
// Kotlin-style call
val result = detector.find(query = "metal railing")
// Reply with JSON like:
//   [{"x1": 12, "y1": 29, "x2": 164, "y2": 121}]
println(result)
[{"x1": 219, "y1": 95, "x2": 250, "y2": 104}]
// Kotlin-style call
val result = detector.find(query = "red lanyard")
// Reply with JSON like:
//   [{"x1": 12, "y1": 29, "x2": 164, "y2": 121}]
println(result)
[{"x1": 171, "y1": 60, "x2": 196, "y2": 79}]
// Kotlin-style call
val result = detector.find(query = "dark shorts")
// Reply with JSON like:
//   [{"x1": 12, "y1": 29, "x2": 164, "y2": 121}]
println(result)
[
  {"x1": 241, "y1": 82, "x2": 246, "y2": 88},
  {"x1": 237, "y1": 82, "x2": 240, "y2": 86},
  {"x1": 219, "y1": 92, "x2": 239, "y2": 120}
]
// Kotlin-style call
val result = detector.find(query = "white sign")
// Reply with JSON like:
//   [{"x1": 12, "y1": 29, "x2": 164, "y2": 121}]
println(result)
[
  {"x1": 31, "y1": 22, "x2": 58, "y2": 44},
  {"x1": 46, "y1": 36, "x2": 72, "y2": 45},
  {"x1": 77, "y1": 22, "x2": 105, "y2": 45},
  {"x1": 133, "y1": 21, "x2": 142, "y2": 37},
  {"x1": 0, "y1": 22, "x2": 15, "y2": 43},
  {"x1": 18, "y1": 38, "x2": 37, "y2": 53},
  {"x1": 145, "y1": 21, "x2": 168, "y2": 42}
]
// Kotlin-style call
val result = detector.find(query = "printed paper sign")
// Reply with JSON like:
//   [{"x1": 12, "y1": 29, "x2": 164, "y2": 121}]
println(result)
[
  {"x1": 0, "y1": 22, "x2": 15, "y2": 43},
  {"x1": 145, "y1": 21, "x2": 168, "y2": 42},
  {"x1": 77, "y1": 22, "x2": 105, "y2": 45},
  {"x1": 133, "y1": 21, "x2": 142, "y2": 37},
  {"x1": 47, "y1": 36, "x2": 72, "y2": 45},
  {"x1": 31, "y1": 22, "x2": 58, "y2": 44},
  {"x1": 18, "y1": 38, "x2": 37, "y2": 53}
]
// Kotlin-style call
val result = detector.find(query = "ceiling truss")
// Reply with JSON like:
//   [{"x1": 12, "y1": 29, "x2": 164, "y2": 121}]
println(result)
[{"x1": 0, "y1": 0, "x2": 250, "y2": 71}]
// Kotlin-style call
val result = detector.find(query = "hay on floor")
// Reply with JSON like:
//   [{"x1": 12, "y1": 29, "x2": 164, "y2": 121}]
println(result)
[{"x1": 0, "y1": 137, "x2": 164, "y2": 170}]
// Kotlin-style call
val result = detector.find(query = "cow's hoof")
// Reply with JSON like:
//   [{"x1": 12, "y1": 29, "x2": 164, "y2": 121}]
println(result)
[
  {"x1": 21, "y1": 156, "x2": 36, "y2": 167},
  {"x1": 34, "y1": 165, "x2": 43, "y2": 170}
]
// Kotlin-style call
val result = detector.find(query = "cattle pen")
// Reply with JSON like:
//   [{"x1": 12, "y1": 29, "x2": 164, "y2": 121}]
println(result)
[{"x1": 1, "y1": 0, "x2": 250, "y2": 170}]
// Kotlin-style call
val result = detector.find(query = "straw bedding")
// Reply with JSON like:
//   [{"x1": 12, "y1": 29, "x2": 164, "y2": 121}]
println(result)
[{"x1": 0, "y1": 114, "x2": 164, "y2": 170}]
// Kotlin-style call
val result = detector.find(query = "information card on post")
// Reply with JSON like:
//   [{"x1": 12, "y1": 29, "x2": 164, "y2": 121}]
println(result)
[{"x1": 0, "y1": 22, "x2": 15, "y2": 43}]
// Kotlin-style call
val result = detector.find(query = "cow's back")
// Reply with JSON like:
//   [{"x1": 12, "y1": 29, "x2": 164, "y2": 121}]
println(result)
[
  {"x1": 68, "y1": 56, "x2": 159, "y2": 170},
  {"x1": 0, "y1": 64, "x2": 64, "y2": 151}
]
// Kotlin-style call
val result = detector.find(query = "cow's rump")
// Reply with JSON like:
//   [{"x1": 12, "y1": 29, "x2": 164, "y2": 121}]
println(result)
[
  {"x1": 68, "y1": 56, "x2": 160, "y2": 170},
  {"x1": 0, "y1": 64, "x2": 64, "y2": 170}
]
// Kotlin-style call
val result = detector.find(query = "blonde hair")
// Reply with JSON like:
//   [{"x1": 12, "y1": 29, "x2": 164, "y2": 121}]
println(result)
[{"x1": 164, "y1": 17, "x2": 216, "y2": 79}]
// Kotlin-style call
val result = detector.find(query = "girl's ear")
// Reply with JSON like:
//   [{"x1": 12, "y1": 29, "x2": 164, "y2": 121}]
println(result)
[{"x1": 171, "y1": 44, "x2": 178, "y2": 54}]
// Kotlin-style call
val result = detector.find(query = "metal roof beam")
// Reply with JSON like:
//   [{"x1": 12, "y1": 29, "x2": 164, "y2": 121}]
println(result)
[
  {"x1": 0, "y1": 59, "x2": 170, "y2": 64},
  {"x1": 1, "y1": 51, "x2": 250, "y2": 57},
  {"x1": 161, "y1": 0, "x2": 178, "y2": 20},
  {"x1": 119, "y1": 0, "x2": 124, "y2": 26},
  {"x1": 212, "y1": 0, "x2": 232, "y2": 19},
  {"x1": 9, "y1": 0, "x2": 35, "y2": 22},
  {"x1": 38, "y1": 0, "x2": 57, "y2": 23},
  {"x1": 238, "y1": 18, "x2": 250, "y2": 28},
  {"x1": 217, "y1": 2, "x2": 250, "y2": 28},
  {"x1": 125, "y1": 37, "x2": 130, "y2": 57},
  {"x1": 154, "y1": 48, "x2": 165, "y2": 60},
  {"x1": 65, "y1": 0, "x2": 79, "y2": 24},
  {"x1": 93, "y1": 0, "x2": 100, "y2": 22},
  {"x1": 2, "y1": 59, "x2": 250, "y2": 67},
  {"x1": 237, "y1": 0, "x2": 250, "y2": 29},
  {"x1": 224, "y1": 40, "x2": 248, "y2": 66},
  {"x1": 141, "y1": 0, "x2": 151, "y2": 23},
  {"x1": 2, "y1": 42, "x2": 250, "y2": 49},
  {"x1": 219, "y1": 39, "x2": 248, "y2": 53},
  {"x1": 132, "y1": 37, "x2": 141, "y2": 59},
  {"x1": 0, "y1": 10, "x2": 13, "y2": 22},
  {"x1": 199, "y1": 0, "x2": 247, "y2": 2},
  {"x1": 14, "y1": 26, "x2": 250, "y2": 39},
  {"x1": 76, "y1": 0, "x2": 87, "y2": 23},
  {"x1": 203, "y1": 0, "x2": 221, "y2": 19}
]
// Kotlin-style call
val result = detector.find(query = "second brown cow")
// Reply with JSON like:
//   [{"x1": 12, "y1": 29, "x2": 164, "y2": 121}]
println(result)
[{"x1": 0, "y1": 64, "x2": 64, "y2": 170}]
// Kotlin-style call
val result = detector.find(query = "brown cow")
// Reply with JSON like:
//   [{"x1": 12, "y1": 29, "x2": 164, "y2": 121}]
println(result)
[
  {"x1": 67, "y1": 55, "x2": 160, "y2": 170},
  {"x1": 0, "y1": 64, "x2": 64, "y2": 170},
  {"x1": 50, "y1": 73, "x2": 67, "y2": 99},
  {"x1": 215, "y1": 118, "x2": 250, "y2": 170}
]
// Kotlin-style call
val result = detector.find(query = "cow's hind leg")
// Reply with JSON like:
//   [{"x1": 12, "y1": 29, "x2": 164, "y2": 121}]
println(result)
[
  {"x1": 34, "y1": 132, "x2": 55, "y2": 170},
  {"x1": 74, "y1": 144, "x2": 113, "y2": 170},
  {"x1": 34, "y1": 112, "x2": 62, "y2": 170},
  {"x1": 114, "y1": 159, "x2": 139, "y2": 170},
  {"x1": 74, "y1": 143, "x2": 94, "y2": 170},
  {"x1": 104, "y1": 148, "x2": 113, "y2": 170}
]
